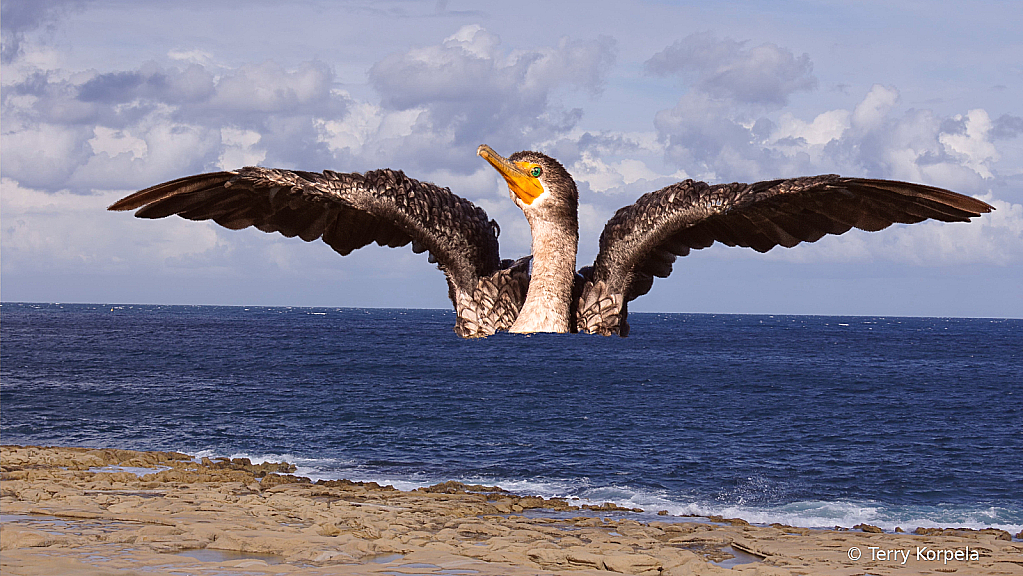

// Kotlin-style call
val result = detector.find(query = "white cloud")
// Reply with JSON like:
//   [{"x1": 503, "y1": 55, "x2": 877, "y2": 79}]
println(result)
[
  {"x1": 366, "y1": 25, "x2": 616, "y2": 170},
  {"x1": 218, "y1": 127, "x2": 265, "y2": 169},
  {"x1": 650, "y1": 77, "x2": 1013, "y2": 197},
  {"x1": 88, "y1": 126, "x2": 147, "y2": 158},
  {"x1": 443, "y1": 24, "x2": 499, "y2": 58},
  {"x1": 653, "y1": 90, "x2": 800, "y2": 181},
  {"x1": 569, "y1": 154, "x2": 667, "y2": 194},
  {"x1": 1, "y1": 122, "x2": 93, "y2": 189},
  {"x1": 939, "y1": 109, "x2": 999, "y2": 179},
  {"x1": 167, "y1": 49, "x2": 216, "y2": 68},
  {"x1": 208, "y1": 60, "x2": 335, "y2": 115},
  {"x1": 1, "y1": 0, "x2": 87, "y2": 64},
  {"x1": 316, "y1": 98, "x2": 387, "y2": 153},
  {"x1": 851, "y1": 84, "x2": 899, "y2": 132},
  {"x1": 772, "y1": 109, "x2": 850, "y2": 148},
  {"x1": 646, "y1": 32, "x2": 817, "y2": 107},
  {"x1": 69, "y1": 117, "x2": 222, "y2": 189},
  {"x1": 315, "y1": 99, "x2": 425, "y2": 169},
  {"x1": 571, "y1": 152, "x2": 625, "y2": 193},
  {"x1": 1, "y1": 57, "x2": 349, "y2": 190},
  {"x1": 0, "y1": 178, "x2": 224, "y2": 272}
]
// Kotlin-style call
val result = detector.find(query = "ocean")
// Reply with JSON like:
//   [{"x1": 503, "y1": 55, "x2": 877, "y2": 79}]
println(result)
[{"x1": 2, "y1": 302, "x2": 1020, "y2": 533}]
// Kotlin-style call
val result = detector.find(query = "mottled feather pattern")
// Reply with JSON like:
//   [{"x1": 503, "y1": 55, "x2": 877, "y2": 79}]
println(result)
[
  {"x1": 575, "y1": 279, "x2": 626, "y2": 337},
  {"x1": 110, "y1": 166, "x2": 502, "y2": 303},
  {"x1": 111, "y1": 154, "x2": 992, "y2": 338},
  {"x1": 455, "y1": 257, "x2": 531, "y2": 338},
  {"x1": 578, "y1": 175, "x2": 992, "y2": 336}
]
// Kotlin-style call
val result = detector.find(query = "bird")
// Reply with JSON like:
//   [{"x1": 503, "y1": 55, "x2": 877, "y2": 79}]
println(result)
[{"x1": 108, "y1": 145, "x2": 994, "y2": 337}]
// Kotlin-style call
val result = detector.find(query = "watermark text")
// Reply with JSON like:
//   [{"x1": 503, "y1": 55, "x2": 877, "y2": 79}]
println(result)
[{"x1": 847, "y1": 546, "x2": 980, "y2": 565}]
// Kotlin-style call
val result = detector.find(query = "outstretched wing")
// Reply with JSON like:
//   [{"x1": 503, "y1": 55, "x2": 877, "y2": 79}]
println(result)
[
  {"x1": 576, "y1": 175, "x2": 994, "y2": 336},
  {"x1": 108, "y1": 167, "x2": 502, "y2": 299}
]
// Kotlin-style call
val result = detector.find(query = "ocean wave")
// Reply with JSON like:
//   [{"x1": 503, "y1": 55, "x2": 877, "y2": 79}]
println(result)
[
  {"x1": 189, "y1": 450, "x2": 354, "y2": 482},
  {"x1": 183, "y1": 450, "x2": 1023, "y2": 534}
]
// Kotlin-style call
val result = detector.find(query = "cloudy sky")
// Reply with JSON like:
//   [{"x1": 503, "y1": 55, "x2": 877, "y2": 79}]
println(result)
[{"x1": 2, "y1": 0, "x2": 1021, "y2": 318}]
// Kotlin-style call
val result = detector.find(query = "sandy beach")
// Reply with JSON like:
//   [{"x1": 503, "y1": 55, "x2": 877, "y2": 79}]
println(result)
[{"x1": 1, "y1": 445, "x2": 1020, "y2": 575}]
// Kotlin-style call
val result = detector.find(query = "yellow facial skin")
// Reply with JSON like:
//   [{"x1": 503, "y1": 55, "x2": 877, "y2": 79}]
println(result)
[{"x1": 477, "y1": 144, "x2": 545, "y2": 205}]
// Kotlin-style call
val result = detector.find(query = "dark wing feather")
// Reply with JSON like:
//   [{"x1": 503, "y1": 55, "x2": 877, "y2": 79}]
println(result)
[
  {"x1": 109, "y1": 167, "x2": 502, "y2": 295},
  {"x1": 578, "y1": 176, "x2": 993, "y2": 335}
]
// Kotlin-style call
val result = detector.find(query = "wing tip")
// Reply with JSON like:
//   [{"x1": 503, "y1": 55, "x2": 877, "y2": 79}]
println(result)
[
  {"x1": 846, "y1": 178, "x2": 996, "y2": 218},
  {"x1": 106, "y1": 171, "x2": 239, "y2": 213},
  {"x1": 973, "y1": 196, "x2": 996, "y2": 214},
  {"x1": 107, "y1": 196, "x2": 142, "y2": 212}
]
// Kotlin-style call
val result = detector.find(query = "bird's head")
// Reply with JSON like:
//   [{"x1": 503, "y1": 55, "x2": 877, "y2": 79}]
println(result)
[{"x1": 477, "y1": 145, "x2": 578, "y2": 223}]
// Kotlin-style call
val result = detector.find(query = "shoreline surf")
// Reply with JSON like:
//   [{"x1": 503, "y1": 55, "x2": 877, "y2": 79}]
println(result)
[
  {"x1": 2, "y1": 445, "x2": 1020, "y2": 576},
  {"x1": 195, "y1": 449, "x2": 1023, "y2": 535}
]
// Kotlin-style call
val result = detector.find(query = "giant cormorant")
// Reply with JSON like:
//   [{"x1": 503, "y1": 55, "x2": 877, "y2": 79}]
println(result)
[{"x1": 109, "y1": 145, "x2": 993, "y2": 336}]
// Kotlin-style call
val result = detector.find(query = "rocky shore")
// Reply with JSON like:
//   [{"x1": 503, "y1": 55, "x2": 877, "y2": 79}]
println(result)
[{"x1": 1, "y1": 445, "x2": 1020, "y2": 575}]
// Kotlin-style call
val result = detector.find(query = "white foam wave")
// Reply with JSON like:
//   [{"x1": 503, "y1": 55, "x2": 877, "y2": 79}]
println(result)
[
  {"x1": 569, "y1": 489, "x2": 1023, "y2": 533},
  {"x1": 188, "y1": 450, "x2": 352, "y2": 482},
  {"x1": 181, "y1": 450, "x2": 1022, "y2": 534}
]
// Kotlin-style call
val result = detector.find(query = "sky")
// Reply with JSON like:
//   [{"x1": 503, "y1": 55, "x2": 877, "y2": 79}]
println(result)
[{"x1": 2, "y1": 0, "x2": 1021, "y2": 318}]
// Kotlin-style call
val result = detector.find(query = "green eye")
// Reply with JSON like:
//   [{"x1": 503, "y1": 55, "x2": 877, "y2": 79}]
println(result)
[{"x1": 530, "y1": 166, "x2": 542, "y2": 178}]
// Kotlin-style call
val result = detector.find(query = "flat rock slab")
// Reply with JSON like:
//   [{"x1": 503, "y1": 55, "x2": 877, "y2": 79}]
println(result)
[{"x1": 2, "y1": 445, "x2": 1021, "y2": 575}]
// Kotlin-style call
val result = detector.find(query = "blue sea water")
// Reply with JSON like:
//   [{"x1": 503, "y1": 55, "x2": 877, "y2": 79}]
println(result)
[{"x1": 2, "y1": 302, "x2": 1020, "y2": 533}]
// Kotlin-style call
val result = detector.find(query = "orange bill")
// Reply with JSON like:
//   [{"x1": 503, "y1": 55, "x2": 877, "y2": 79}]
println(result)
[{"x1": 477, "y1": 144, "x2": 544, "y2": 204}]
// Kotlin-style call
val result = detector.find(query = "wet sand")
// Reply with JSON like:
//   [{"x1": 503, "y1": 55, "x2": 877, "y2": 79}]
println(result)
[{"x1": 1, "y1": 445, "x2": 1020, "y2": 575}]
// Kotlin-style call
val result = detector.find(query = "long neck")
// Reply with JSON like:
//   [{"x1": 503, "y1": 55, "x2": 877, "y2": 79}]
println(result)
[{"x1": 510, "y1": 215, "x2": 578, "y2": 334}]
